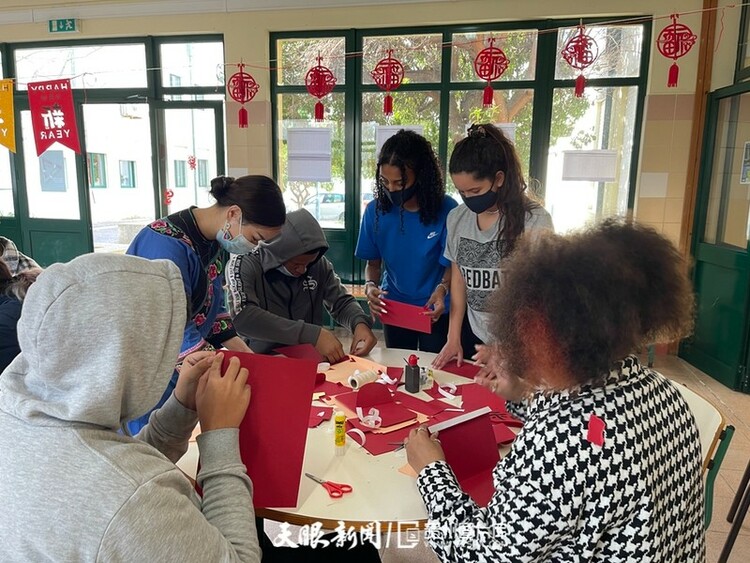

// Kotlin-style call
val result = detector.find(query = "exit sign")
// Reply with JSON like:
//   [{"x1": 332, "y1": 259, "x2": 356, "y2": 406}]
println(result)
[{"x1": 48, "y1": 19, "x2": 79, "y2": 33}]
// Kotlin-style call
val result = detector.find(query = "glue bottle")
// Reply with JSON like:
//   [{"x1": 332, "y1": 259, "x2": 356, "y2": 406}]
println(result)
[
  {"x1": 405, "y1": 354, "x2": 420, "y2": 393},
  {"x1": 334, "y1": 411, "x2": 346, "y2": 456}
]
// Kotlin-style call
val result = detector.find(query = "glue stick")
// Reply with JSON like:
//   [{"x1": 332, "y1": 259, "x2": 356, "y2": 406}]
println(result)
[{"x1": 334, "y1": 411, "x2": 346, "y2": 456}]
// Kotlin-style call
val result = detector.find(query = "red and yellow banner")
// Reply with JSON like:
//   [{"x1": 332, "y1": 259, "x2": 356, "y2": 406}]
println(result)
[
  {"x1": 0, "y1": 79, "x2": 15, "y2": 153},
  {"x1": 27, "y1": 78, "x2": 80, "y2": 156}
]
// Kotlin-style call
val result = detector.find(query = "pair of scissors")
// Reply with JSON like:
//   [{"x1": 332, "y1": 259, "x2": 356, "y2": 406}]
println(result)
[{"x1": 305, "y1": 473, "x2": 353, "y2": 498}]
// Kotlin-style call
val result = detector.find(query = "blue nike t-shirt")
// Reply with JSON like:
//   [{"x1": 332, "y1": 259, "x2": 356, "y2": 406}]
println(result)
[{"x1": 356, "y1": 194, "x2": 458, "y2": 309}]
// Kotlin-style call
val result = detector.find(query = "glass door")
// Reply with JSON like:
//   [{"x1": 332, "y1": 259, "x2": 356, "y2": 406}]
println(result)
[
  {"x1": 681, "y1": 84, "x2": 750, "y2": 393},
  {"x1": 82, "y1": 103, "x2": 156, "y2": 253},
  {"x1": 157, "y1": 104, "x2": 224, "y2": 215}
]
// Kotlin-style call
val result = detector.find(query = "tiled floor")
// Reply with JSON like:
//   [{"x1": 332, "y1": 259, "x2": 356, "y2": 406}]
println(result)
[{"x1": 264, "y1": 347, "x2": 750, "y2": 562}]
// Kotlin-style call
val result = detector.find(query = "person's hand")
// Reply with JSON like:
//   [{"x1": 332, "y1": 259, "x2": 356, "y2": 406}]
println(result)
[
  {"x1": 195, "y1": 354, "x2": 251, "y2": 431},
  {"x1": 474, "y1": 354, "x2": 530, "y2": 402},
  {"x1": 365, "y1": 284, "x2": 388, "y2": 319},
  {"x1": 315, "y1": 328, "x2": 346, "y2": 363},
  {"x1": 423, "y1": 288, "x2": 446, "y2": 322},
  {"x1": 350, "y1": 323, "x2": 377, "y2": 356},
  {"x1": 405, "y1": 426, "x2": 445, "y2": 474},
  {"x1": 432, "y1": 339, "x2": 463, "y2": 369},
  {"x1": 174, "y1": 351, "x2": 216, "y2": 411},
  {"x1": 471, "y1": 344, "x2": 491, "y2": 366}
]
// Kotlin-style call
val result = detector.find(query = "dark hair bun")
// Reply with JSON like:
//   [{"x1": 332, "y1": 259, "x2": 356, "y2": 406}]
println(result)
[{"x1": 209, "y1": 176, "x2": 235, "y2": 199}]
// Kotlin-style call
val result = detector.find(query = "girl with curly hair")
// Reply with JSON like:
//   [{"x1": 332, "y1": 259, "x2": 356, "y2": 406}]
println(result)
[
  {"x1": 433, "y1": 123, "x2": 553, "y2": 369},
  {"x1": 356, "y1": 129, "x2": 458, "y2": 352}
]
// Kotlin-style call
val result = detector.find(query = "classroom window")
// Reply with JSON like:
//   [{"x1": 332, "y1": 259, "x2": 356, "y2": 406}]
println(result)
[
  {"x1": 272, "y1": 20, "x2": 649, "y2": 282},
  {"x1": 88, "y1": 153, "x2": 107, "y2": 188},
  {"x1": 119, "y1": 160, "x2": 136, "y2": 188},
  {"x1": 174, "y1": 160, "x2": 187, "y2": 188},
  {"x1": 197, "y1": 159, "x2": 209, "y2": 187}
]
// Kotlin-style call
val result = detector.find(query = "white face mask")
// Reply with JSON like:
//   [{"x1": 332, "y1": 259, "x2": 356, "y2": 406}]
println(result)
[
  {"x1": 216, "y1": 212, "x2": 257, "y2": 255},
  {"x1": 278, "y1": 265, "x2": 301, "y2": 277}
]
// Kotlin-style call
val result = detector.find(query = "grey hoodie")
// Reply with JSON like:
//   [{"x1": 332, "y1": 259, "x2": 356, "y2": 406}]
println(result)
[
  {"x1": 0, "y1": 253, "x2": 260, "y2": 562},
  {"x1": 227, "y1": 209, "x2": 371, "y2": 354}
]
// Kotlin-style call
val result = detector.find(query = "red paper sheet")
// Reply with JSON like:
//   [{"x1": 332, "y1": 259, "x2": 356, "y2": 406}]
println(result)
[
  {"x1": 439, "y1": 413, "x2": 499, "y2": 507},
  {"x1": 460, "y1": 383, "x2": 522, "y2": 427},
  {"x1": 380, "y1": 299, "x2": 432, "y2": 334},
  {"x1": 347, "y1": 420, "x2": 418, "y2": 456},
  {"x1": 315, "y1": 380, "x2": 350, "y2": 397},
  {"x1": 492, "y1": 422, "x2": 517, "y2": 446},
  {"x1": 424, "y1": 381, "x2": 464, "y2": 400},
  {"x1": 274, "y1": 343, "x2": 349, "y2": 365},
  {"x1": 394, "y1": 391, "x2": 449, "y2": 417},
  {"x1": 334, "y1": 384, "x2": 417, "y2": 427},
  {"x1": 220, "y1": 351, "x2": 317, "y2": 509},
  {"x1": 309, "y1": 406, "x2": 333, "y2": 428},
  {"x1": 439, "y1": 360, "x2": 481, "y2": 379}
]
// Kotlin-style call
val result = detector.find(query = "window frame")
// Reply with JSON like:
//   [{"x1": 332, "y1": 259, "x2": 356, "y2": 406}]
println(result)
[
  {"x1": 119, "y1": 159, "x2": 137, "y2": 188},
  {"x1": 88, "y1": 153, "x2": 107, "y2": 188},
  {"x1": 271, "y1": 19, "x2": 651, "y2": 283}
]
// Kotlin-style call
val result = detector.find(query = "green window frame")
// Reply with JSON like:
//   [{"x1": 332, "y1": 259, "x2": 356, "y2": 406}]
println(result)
[
  {"x1": 88, "y1": 153, "x2": 107, "y2": 188},
  {"x1": 271, "y1": 19, "x2": 651, "y2": 283},
  {"x1": 119, "y1": 160, "x2": 136, "y2": 188}
]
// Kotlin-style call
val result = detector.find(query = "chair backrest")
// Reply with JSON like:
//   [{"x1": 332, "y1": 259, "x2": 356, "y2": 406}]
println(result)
[{"x1": 672, "y1": 381, "x2": 725, "y2": 471}]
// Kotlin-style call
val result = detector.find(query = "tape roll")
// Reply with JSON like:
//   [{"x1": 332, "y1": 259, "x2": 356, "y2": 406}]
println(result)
[{"x1": 348, "y1": 369, "x2": 380, "y2": 389}]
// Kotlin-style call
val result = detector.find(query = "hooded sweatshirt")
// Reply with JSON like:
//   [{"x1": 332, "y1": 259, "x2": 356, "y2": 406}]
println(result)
[
  {"x1": 0, "y1": 253, "x2": 260, "y2": 562},
  {"x1": 227, "y1": 209, "x2": 371, "y2": 354}
]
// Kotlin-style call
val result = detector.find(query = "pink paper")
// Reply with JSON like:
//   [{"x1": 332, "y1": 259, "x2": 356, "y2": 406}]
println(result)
[
  {"x1": 394, "y1": 391, "x2": 449, "y2": 417},
  {"x1": 440, "y1": 360, "x2": 481, "y2": 379},
  {"x1": 220, "y1": 351, "x2": 317, "y2": 509},
  {"x1": 380, "y1": 299, "x2": 432, "y2": 334},
  {"x1": 309, "y1": 406, "x2": 333, "y2": 428}
]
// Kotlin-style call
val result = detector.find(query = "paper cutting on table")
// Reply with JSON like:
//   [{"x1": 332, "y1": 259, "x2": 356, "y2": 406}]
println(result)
[
  {"x1": 309, "y1": 406, "x2": 333, "y2": 428},
  {"x1": 274, "y1": 343, "x2": 349, "y2": 365},
  {"x1": 460, "y1": 383, "x2": 523, "y2": 428},
  {"x1": 424, "y1": 381, "x2": 464, "y2": 400},
  {"x1": 438, "y1": 359, "x2": 481, "y2": 379},
  {"x1": 219, "y1": 351, "x2": 317, "y2": 509},
  {"x1": 347, "y1": 420, "x2": 418, "y2": 456},
  {"x1": 379, "y1": 299, "x2": 432, "y2": 334},
  {"x1": 394, "y1": 391, "x2": 449, "y2": 417},
  {"x1": 335, "y1": 383, "x2": 418, "y2": 428}
]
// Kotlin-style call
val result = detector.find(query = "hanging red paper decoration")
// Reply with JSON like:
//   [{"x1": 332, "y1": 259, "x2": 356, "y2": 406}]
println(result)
[
  {"x1": 656, "y1": 14, "x2": 697, "y2": 88},
  {"x1": 561, "y1": 24, "x2": 600, "y2": 98},
  {"x1": 371, "y1": 49, "x2": 404, "y2": 116},
  {"x1": 187, "y1": 155, "x2": 197, "y2": 170},
  {"x1": 164, "y1": 189, "x2": 174, "y2": 206},
  {"x1": 473, "y1": 38, "x2": 509, "y2": 108},
  {"x1": 226, "y1": 63, "x2": 259, "y2": 128},
  {"x1": 305, "y1": 54, "x2": 337, "y2": 121}
]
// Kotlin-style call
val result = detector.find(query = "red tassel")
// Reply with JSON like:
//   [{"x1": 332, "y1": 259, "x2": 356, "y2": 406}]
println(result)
[
  {"x1": 575, "y1": 74, "x2": 585, "y2": 97},
  {"x1": 238, "y1": 107, "x2": 248, "y2": 128},
  {"x1": 384, "y1": 94, "x2": 393, "y2": 116},
  {"x1": 314, "y1": 101, "x2": 324, "y2": 121},
  {"x1": 668, "y1": 62, "x2": 679, "y2": 87},
  {"x1": 483, "y1": 84, "x2": 494, "y2": 108}
]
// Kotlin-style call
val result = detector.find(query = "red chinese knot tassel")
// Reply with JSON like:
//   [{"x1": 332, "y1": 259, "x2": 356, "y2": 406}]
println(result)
[
  {"x1": 668, "y1": 63, "x2": 679, "y2": 88},
  {"x1": 226, "y1": 63, "x2": 259, "y2": 129},
  {"x1": 314, "y1": 101, "x2": 324, "y2": 121},
  {"x1": 384, "y1": 94, "x2": 393, "y2": 116},
  {"x1": 483, "y1": 85, "x2": 494, "y2": 108},
  {"x1": 575, "y1": 75, "x2": 586, "y2": 97},
  {"x1": 238, "y1": 107, "x2": 248, "y2": 128}
]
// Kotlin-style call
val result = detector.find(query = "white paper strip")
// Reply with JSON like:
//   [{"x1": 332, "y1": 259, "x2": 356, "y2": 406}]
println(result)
[
  {"x1": 428, "y1": 406, "x2": 491, "y2": 434},
  {"x1": 561, "y1": 149, "x2": 618, "y2": 182}
]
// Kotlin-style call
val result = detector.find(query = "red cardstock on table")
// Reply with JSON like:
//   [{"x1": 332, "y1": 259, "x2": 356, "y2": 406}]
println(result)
[
  {"x1": 394, "y1": 391, "x2": 449, "y2": 417},
  {"x1": 347, "y1": 420, "x2": 418, "y2": 456},
  {"x1": 335, "y1": 383, "x2": 417, "y2": 427},
  {"x1": 274, "y1": 343, "x2": 349, "y2": 365},
  {"x1": 461, "y1": 384, "x2": 523, "y2": 428},
  {"x1": 439, "y1": 413, "x2": 500, "y2": 507},
  {"x1": 220, "y1": 351, "x2": 317, "y2": 508},
  {"x1": 439, "y1": 360, "x2": 481, "y2": 379},
  {"x1": 386, "y1": 366, "x2": 403, "y2": 381},
  {"x1": 424, "y1": 381, "x2": 464, "y2": 400},
  {"x1": 380, "y1": 299, "x2": 432, "y2": 334},
  {"x1": 315, "y1": 380, "x2": 350, "y2": 397},
  {"x1": 309, "y1": 406, "x2": 333, "y2": 428},
  {"x1": 492, "y1": 422, "x2": 517, "y2": 446}
]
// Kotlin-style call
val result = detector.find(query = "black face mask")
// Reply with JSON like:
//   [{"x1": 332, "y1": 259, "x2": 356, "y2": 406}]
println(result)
[
  {"x1": 384, "y1": 183, "x2": 417, "y2": 207},
  {"x1": 461, "y1": 187, "x2": 498, "y2": 214}
]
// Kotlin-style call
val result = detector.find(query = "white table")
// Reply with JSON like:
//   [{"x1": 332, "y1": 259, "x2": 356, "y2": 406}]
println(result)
[{"x1": 177, "y1": 348, "x2": 478, "y2": 528}]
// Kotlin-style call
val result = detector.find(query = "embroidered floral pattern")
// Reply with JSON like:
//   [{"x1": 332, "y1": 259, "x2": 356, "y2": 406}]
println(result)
[
  {"x1": 148, "y1": 219, "x2": 194, "y2": 249},
  {"x1": 194, "y1": 313, "x2": 206, "y2": 326},
  {"x1": 208, "y1": 263, "x2": 218, "y2": 280},
  {"x1": 212, "y1": 318, "x2": 231, "y2": 335}
]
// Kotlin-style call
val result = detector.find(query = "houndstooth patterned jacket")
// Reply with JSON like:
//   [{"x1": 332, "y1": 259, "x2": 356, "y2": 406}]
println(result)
[{"x1": 416, "y1": 356, "x2": 706, "y2": 562}]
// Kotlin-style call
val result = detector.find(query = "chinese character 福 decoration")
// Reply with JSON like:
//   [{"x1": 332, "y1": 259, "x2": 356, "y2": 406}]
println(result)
[
  {"x1": 473, "y1": 38, "x2": 509, "y2": 108},
  {"x1": 656, "y1": 13, "x2": 697, "y2": 88},
  {"x1": 226, "y1": 63, "x2": 260, "y2": 128},
  {"x1": 561, "y1": 24, "x2": 600, "y2": 98},
  {"x1": 371, "y1": 49, "x2": 404, "y2": 116},
  {"x1": 305, "y1": 54, "x2": 337, "y2": 122}
]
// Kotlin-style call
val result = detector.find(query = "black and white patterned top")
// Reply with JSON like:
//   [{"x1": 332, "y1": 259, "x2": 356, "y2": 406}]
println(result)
[{"x1": 417, "y1": 356, "x2": 705, "y2": 562}]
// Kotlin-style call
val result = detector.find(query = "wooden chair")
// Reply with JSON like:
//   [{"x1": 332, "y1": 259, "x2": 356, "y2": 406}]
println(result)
[{"x1": 673, "y1": 381, "x2": 735, "y2": 529}]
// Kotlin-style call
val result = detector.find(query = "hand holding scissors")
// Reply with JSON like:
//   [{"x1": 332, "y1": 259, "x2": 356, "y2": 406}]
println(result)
[{"x1": 305, "y1": 473, "x2": 353, "y2": 499}]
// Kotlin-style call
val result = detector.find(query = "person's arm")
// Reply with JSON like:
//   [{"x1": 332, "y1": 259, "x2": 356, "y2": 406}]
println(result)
[
  {"x1": 320, "y1": 258, "x2": 372, "y2": 334},
  {"x1": 432, "y1": 262, "x2": 466, "y2": 368},
  {"x1": 228, "y1": 255, "x2": 322, "y2": 348},
  {"x1": 220, "y1": 336, "x2": 253, "y2": 352}
]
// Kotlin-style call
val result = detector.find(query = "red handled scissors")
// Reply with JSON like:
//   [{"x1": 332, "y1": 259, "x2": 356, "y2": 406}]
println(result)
[{"x1": 305, "y1": 473, "x2": 353, "y2": 498}]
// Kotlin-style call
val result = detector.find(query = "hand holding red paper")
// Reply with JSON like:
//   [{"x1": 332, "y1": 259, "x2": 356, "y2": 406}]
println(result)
[
  {"x1": 405, "y1": 426, "x2": 445, "y2": 474},
  {"x1": 379, "y1": 298, "x2": 432, "y2": 334},
  {"x1": 195, "y1": 354, "x2": 251, "y2": 431},
  {"x1": 315, "y1": 328, "x2": 346, "y2": 363},
  {"x1": 174, "y1": 350, "x2": 216, "y2": 410},
  {"x1": 349, "y1": 322, "x2": 377, "y2": 356},
  {"x1": 365, "y1": 285, "x2": 387, "y2": 318},
  {"x1": 423, "y1": 289, "x2": 446, "y2": 322}
]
